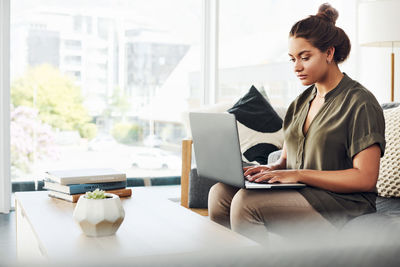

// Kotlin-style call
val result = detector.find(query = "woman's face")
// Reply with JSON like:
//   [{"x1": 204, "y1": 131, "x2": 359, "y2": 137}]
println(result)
[{"x1": 288, "y1": 37, "x2": 329, "y2": 86}]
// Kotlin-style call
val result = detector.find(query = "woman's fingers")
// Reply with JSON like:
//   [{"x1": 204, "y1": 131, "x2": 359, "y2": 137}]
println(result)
[
  {"x1": 267, "y1": 177, "x2": 279, "y2": 183},
  {"x1": 247, "y1": 170, "x2": 299, "y2": 184},
  {"x1": 246, "y1": 172, "x2": 264, "y2": 181},
  {"x1": 243, "y1": 166, "x2": 259, "y2": 176},
  {"x1": 254, "y1": 174, "x2": 274, "y2": 183},
  {"x1": 247, "y1": 171, "x2": 274, "y2": 182},
  {"x1": 243, "y1": 165, "x2": 271, "y2": 176}
]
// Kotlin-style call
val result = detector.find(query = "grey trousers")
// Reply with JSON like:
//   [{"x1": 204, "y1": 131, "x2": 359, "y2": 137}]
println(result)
[{"x1": 208, "y1": 182, "x2": 336, "y2": 244}]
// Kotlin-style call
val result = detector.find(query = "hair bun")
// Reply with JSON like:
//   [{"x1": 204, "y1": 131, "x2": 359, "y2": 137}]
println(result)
[{"x1": 316, "y1": 3, "x2": 338, "y2": 25}]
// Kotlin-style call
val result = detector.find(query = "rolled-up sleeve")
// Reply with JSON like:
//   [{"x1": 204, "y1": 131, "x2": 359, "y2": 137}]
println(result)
[{"x1": 348, "y1": 103, "x2": 386, "y2": 158}]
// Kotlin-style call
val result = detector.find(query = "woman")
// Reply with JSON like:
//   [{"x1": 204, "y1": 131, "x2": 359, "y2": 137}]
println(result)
[{"x1": 208, "y1": 3, "x2": 385, "y2": 244}]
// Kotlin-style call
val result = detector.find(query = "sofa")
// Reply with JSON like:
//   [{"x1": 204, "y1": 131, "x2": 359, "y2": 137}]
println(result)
[{"x1": 180, "y1": 97, "x2": 400, "y2": 235}]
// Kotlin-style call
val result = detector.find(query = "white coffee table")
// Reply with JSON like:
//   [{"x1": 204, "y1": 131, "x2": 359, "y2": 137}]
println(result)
[{"x1": 15, "y1": 187, "x2": 256, "y2": 263}]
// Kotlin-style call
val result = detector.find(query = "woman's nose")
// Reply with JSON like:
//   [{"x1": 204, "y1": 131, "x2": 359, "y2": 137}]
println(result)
[{"x1": 294, "y1": 60, "x2": 303, "y2": 73}]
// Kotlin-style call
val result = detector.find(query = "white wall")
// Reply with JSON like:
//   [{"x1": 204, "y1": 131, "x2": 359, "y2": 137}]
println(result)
[
  {"x1": 357, "y1": 0, "x2": 400, "y2": 103},
  {"x1": 0, "y1": 0, "x2": 11, "y2": 214},
  {"x1": 358, "y1": 46, "x2": 400, "y2": 103}
]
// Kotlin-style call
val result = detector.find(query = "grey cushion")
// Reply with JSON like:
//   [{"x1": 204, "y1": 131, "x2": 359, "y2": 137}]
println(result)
[
  {"x1": 188, "y1": 169, "x2": 217, "y2": 209},
  {"x1": 342, "y1": 212, "x2": 400, "y2": 237},
  {"x1": 376, "y1": 197, "x2": 400, "y2": 215}
]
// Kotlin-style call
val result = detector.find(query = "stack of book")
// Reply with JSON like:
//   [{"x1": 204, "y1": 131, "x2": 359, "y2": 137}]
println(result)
[{"x1": 43, "y1": 168, "x2": 131, "y2": 202}]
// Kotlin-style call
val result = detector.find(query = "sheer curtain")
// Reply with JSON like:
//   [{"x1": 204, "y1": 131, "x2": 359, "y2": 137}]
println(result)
[{"x1": 0, "y1": 0, "x2": 11, "y2": 214}]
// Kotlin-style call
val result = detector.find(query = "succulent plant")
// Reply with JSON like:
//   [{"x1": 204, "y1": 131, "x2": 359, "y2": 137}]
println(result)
[{"x1": 85, "y1": 188, "x2": 107, "y2": 199}]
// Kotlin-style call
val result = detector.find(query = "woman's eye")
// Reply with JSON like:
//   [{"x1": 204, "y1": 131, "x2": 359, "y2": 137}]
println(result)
[
  {"x1": 301, "y1": 57, "x2": 309, "y2": 61},
  {"x1": 289, "y1": 58, "x2": 295, "y2": 62}
]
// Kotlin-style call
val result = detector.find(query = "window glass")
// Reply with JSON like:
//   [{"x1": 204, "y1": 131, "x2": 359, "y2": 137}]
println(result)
[{"x1": 10, "y1": 0, "x2": 201, "y2": 182}]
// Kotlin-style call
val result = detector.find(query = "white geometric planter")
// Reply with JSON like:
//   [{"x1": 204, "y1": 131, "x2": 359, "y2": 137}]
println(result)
[{"x1": 73, "y1": 193, "x2": 125, "y2": 237}]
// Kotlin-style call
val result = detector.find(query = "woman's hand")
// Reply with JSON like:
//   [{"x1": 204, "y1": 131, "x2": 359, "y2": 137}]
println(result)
[
  {"x1": 243, "y1": 165, "x2": 277, "y2": 177},
  {"x1": 244, "y1": 166, "x2": 301, "y2": 184}
]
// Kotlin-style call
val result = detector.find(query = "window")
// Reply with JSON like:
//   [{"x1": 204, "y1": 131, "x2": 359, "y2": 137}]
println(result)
[
  {"x1": 10, "y1": 0, "x2": 201, "y2": 183},
  {"x1": 64, "y1": 55, "x2": 82, "y2": 65},
  {"x1": 64, "y1": 40, "x2": 82, "y2": 50}
]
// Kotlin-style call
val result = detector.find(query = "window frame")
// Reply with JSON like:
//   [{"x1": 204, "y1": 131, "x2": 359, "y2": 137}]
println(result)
[
  {"x1": 202, "y1": 0, "x2": 219, "y2": 105},
  {"x1": 0, "y1": 0, "x2": 11, "y2": 214}
]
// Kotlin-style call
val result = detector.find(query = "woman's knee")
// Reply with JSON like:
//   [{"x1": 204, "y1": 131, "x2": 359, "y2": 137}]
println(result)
[
  {"x1": 208, "y1": 183, "x2": 237, "y2": 204},
  {"x1": 208, "y1": 183, "x2": 238, "y2": 222},
  {"x1": 230, "y1": 189, "x2": 263, "y2": 224}
]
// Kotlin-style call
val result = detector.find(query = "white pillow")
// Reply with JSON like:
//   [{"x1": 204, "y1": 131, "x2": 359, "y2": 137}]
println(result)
[{"x1": 377, "y1": 106, "x2": 400, "y2": 197}]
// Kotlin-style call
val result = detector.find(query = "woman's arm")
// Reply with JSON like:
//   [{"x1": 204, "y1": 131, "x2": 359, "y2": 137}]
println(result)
[{"x1": 246, "y1": 144, "x2": 381, "y2": 193}]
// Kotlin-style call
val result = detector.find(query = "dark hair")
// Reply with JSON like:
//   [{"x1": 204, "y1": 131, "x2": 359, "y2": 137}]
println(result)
[{"x1": 289, "y1": 3, "x2": 351, "y2": 64}]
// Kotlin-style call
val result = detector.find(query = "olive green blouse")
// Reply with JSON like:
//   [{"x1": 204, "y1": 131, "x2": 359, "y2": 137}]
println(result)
[{"x1": 283, "y1": 73, "x2": 386, "y2": 228}]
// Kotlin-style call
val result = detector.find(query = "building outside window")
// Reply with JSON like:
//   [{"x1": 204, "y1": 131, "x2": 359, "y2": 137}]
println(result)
[{"x1": 10, "y1": 0, "x2": 201, "y2": 182}]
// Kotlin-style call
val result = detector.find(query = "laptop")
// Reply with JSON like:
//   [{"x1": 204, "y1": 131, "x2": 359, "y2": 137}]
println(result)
[{"x1": 189, "y1": 112, "x2": 306, "y2": 189}]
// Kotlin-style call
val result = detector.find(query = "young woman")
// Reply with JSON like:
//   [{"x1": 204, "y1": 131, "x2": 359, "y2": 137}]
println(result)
[{"x1": 208, "y1": 3, "x2": 385, "y2": 243}]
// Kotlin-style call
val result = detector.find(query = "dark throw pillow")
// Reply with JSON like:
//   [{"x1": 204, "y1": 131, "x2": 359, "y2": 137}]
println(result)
[{"x1": 227, "y1": 85, "x2": 284, "y2": 164}]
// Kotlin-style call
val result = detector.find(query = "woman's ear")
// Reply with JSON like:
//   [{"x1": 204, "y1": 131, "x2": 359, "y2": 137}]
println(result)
[{"x1": 326, "y1": 46, "x2": 335, "y2": 64}]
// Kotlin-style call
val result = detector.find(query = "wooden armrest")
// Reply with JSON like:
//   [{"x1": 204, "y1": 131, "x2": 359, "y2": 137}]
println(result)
[
  {"x1": 180, "y1": 139, "x2": 208, "y2": 216},
  {"x1": 181, "y1": 139, "x2": 193, "y2": 209}
]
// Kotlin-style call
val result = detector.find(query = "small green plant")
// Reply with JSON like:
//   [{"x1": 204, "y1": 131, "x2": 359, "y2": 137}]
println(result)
[{"x1": 85, "y1": 188, "x2": 107, "y2": 199}]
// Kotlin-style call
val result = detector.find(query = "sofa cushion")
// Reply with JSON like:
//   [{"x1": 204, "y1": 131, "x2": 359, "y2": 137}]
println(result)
[
  {"x1": 376, "y1": 196, "x2": 400, "y2": 215},
  {"x1": 377, "y1": 106, "x2": 400, "y2": 197},
  {"x1": 188, "y1": 168, "x2": 217, "y2": 208},
  {"x1": 341, "y1": 212, "x2": 400, "y2": 239},
  {"x1": 227, "y1": 85, "x2": 284, "y2": 164}
]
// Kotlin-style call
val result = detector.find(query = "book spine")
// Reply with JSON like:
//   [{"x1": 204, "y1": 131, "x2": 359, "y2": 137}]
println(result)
[
  {"x1": 73, "y1": 188, "x2": 132, "y2": 202},
  {"x1": 106, "y1": 188, "x2": 132, "y2": 198},
  {"x1": 48, "y1": 192, "x2": 74, "y2": 202},
  {"x1": 48, "y1": 188, "x2": 132, "y2": 203},
  {"x1": 59, "y1": 174, "x2": 127, "y2": 185},
  {"x1": 68, "y1": 181, "x2": 127, "y2": 194}
]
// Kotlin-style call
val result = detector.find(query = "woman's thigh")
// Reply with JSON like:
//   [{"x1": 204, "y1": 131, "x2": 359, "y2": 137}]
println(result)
[{"x1": 230, "y1": 189, "x2": 336, "y2": 237}]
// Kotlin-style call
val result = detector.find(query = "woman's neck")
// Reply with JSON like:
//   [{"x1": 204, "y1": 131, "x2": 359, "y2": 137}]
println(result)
[{"x1": 315, "y1": 65, "x2": 344, "y2": 97}]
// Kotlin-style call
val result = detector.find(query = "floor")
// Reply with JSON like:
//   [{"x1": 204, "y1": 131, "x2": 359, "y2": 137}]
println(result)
[
  {"x1": 0, "y1": 185, "x2": 180, "y2": 264},
  {"x1": 0, "y1": 209, "x2": 16, "y2": 263}
]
